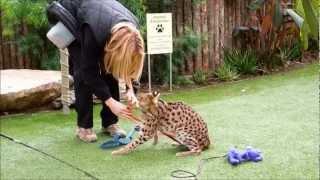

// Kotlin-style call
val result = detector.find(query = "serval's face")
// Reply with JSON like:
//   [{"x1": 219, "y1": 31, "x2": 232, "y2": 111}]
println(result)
[{"x1": 138, "y1": 91, "x2": 160, "y2": 112}]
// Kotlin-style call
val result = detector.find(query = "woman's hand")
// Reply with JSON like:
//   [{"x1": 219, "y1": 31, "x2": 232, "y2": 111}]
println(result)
[
  {"x1": 126, "y1": 88, "x2": 139, "y2": 107},
  {"x1": 105, "y1": 98, "x2": 134, "y2": 120}
]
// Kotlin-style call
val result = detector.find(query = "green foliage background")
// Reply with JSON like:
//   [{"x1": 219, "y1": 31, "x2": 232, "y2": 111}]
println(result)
[
  {"x1": 1, "y1": 0, "x2": 148, "y2": 70},
  {"x1": 1, "y1": 0, "x2": 61, "y2": 69}
]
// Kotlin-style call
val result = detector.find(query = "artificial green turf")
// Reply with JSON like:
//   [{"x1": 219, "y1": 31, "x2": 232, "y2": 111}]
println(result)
[{"x1": 1, "y1": 64, "x2": 319, "y2": 179}]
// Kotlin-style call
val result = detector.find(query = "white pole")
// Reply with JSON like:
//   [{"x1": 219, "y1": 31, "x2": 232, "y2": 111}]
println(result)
[
  {"x1": 148, "y1": 54, "x2": 151, "y2": 92},
  {"x1": 169, "y1": 53, "x2": 172, "y2": 92}
]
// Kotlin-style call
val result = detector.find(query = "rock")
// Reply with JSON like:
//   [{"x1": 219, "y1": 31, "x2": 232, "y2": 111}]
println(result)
[{"x1": 0, "y1": 69, "x2": 62, "y2": 112}]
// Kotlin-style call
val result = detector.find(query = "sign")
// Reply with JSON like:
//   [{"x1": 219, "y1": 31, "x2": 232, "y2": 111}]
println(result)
[{"x1": 147, "y1": 13, "x2": 173, "y2": 54}]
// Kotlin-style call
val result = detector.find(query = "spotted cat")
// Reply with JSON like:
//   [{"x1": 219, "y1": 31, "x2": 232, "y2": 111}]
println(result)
[{"x1": 112, "y1": 91, "x2": 211, "y2": 157}]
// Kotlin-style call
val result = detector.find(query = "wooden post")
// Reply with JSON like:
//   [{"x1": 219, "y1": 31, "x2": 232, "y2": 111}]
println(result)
[
  {"x1": 148, "y1": 54, "x2": 151, "y2": 92},
  {"x1": 60, "y1": 49, "x2": 70, "y2": 114}
]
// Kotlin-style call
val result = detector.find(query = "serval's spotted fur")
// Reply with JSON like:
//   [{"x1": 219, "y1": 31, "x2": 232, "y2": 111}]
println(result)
[{"x1": 112, "y1": 91, "x2": 211, "y2": 157}]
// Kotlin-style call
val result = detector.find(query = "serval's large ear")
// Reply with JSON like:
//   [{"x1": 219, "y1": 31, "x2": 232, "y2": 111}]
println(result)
[{"x1": 152, "y1": 91, "x2": 160, "y2": 105}]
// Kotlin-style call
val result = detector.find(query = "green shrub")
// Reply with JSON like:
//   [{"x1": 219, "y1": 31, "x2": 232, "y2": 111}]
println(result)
[
  {"x1": 288, "y1": 41, "x2": 302, "y2": 60},
  {"x1": 214, "y1": 64, "x2": 239, "y2": 81},
  {"x1": 224, "y1": 48, "x2": 258, "y2": 75},
  {"x1": 172, "y1": 28, "x2": 201, "y2": 70},
  {"x1": 144, "y1": 29, "x2": 201, "y2": 85},
  {"x1": 174, "y1": 76, "x2": 194, "y2": 86},
  {"x1": 258, "y1": 52, "x2": 283, "y2": 70},
  {"x1": 192, "y1": 70, "x2": 207, "y2": 85}
]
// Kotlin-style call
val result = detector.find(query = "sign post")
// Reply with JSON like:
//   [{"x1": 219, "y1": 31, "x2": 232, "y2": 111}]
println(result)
[{"x1": 146, "y1": 13, "x2": 173, "y2": 92}]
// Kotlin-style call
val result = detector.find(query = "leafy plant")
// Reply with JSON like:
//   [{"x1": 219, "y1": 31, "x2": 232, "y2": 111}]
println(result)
[
  {"x1": 224, "y1": 48, "x2": 258, "y2": 75},
  {"x1": 278, "y1": 48, "x2": 290, "y2": 63},
  {"x1": 214, "y1": 64, "x2": 239, "y2": 82},
  {"x1": 119, "y1": 0, "x2": 147, "y2": 36},
  {"x1": 292, "y1": 0, "x2": 319, "y2": 50},
  {"x1": 277, "y1": 41, "x2": 302, "y2": 63},
  {"x1": 192, "y1": 70, "x2": 207, "y2": 85}
]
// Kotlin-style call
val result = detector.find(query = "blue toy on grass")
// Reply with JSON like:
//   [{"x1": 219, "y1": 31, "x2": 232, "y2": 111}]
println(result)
[
  {"x1": 100, "y1": 125, "x2": 140, "y2": 149},
  {"x1": 227, "y1": 146, "x2": 263, "y2": 165}
]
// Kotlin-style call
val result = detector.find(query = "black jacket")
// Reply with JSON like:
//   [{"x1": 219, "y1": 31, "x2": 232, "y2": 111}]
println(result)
[
  {"x1": 48, "y1": 0, "x2": 139, "y2": 48},
  {"x1": 47, "y1": 0, "x2": 139, "y2": 101},
  {"x1": 78, "y1": 0, "x2": 139, "y2": 48}
]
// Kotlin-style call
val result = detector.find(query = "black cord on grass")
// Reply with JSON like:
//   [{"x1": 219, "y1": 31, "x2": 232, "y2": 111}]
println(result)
[
  {"x1": 0, "y1": 133, "x2": 99, "y2": 180},
  {"x1": 171, "y1": 154, "x2": 227, "y2": 179}
]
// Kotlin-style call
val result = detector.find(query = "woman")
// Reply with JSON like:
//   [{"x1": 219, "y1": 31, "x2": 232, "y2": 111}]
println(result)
[{"x1": 47, "y1": 0, "x2": 144, "y2": 142}]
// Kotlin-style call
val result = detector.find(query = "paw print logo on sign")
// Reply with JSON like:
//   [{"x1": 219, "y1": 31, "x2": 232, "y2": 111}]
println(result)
[{"x1": 156, "y1": 24, "x2": 164, "y2": 33}]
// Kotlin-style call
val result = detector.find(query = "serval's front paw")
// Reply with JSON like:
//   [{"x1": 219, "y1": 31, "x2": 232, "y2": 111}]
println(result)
[
  {"x1": 153, "y1": 135, "x2": 158, "y2": 145},
  {"x1": 111, "y1": 147, "x2": 131, "y2": 156}
]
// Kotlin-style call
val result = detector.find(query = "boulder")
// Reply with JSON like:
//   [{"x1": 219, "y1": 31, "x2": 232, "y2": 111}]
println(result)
[{"x1": 0, "y1": 69, "x2": 62, "y2": 113}]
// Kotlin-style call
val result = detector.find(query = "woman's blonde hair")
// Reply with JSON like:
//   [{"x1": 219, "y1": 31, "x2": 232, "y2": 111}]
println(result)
[{"x1": 104, "y1": 23, "x2": 145, "y2": 88}]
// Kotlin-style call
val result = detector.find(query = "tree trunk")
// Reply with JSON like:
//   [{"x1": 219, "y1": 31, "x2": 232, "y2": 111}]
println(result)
[
  {"x1": 10, "y1": 42, "x2": 17, "y2": 68},
  {"x1": 193, "y1": 1, "x2": 202, "y2": 71},
  {"x1": 3, "y1": 38, "x2": 11, "y2": 69},
  {"x1": 207, "y1": 0, "x2": 215, "y2": 69},
  {"x1": 184, "y1": 0, "x2": 193, "y2": 74},
  {"x1": 225, "y1": 0, "x2": 233, "y2": 48},
  {"x1": 201, "y1": 1, "x2": 209, "y2": 72},
  {"x1": 219, "y1": 0, "x2": 225, "y2": 65},
  {"x1": 214, "y1": 0, "x2": 220, "y2": 68},
  {"x1": 176, "y1": 0, "x2": 185, "y2": 74}
]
